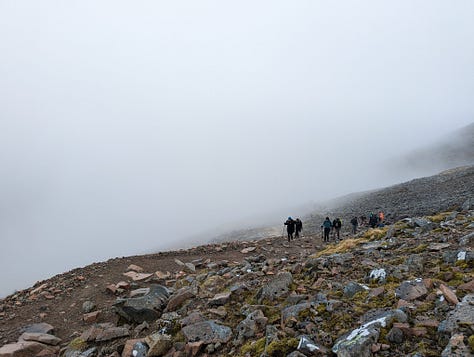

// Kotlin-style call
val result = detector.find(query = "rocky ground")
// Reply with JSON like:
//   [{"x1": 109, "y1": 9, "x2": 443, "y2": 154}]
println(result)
[{"x1": 0, "y1": 205, "x2": 473, "y2": 356}]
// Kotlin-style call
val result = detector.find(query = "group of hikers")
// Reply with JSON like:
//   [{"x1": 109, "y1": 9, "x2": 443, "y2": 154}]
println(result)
[
  {"x1": 283, "y1": 217, "x2": 303, "y2": 242},
  {"x1": 283, "y1": 211, "x2": 385, "y2": 243}
]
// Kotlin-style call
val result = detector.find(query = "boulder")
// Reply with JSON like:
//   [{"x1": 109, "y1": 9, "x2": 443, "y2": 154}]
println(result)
[
  {"x1": 19, "y1": 332, "x2": 61, "y2": 346},
  {"x1": 256, "y1": 272, "x2": 293, "y2": 302},
  {"x1": 20, "y1": 323, "x2": 54, "y2": 335},
  {"x1": 145, "y1": 333, "x2": 173, "y2": 356},
  {"x1": 395, "y1": 279, "x2": 428, "y2": 301},
  {"x1": 114, "y1": 285, "x2": 170, "y2": 323},
  {"x1": 235, "y1": 310, "x2": 267, "y2": 343},
  {"x1": 0, "y1": 341, "x2": 57, "y2": 357},
  {"x1": 165, "y1": 287, "x2": 196, "y2": 312},
  {"x1": 182, "y1": 320, "x2": 232, "y2": 344}
]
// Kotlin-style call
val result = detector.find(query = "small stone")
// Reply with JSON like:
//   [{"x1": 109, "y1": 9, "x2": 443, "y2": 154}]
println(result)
[
  {"x1": 127, "y1": 264, "x2": 144, "y2": 272},
  {"x1": 82, "y1": 301, "x2": 96, "y2": 313},
  {"x1": 439, "y1": 284, "x2": 459, "y2": 305},
  {"x1": 83, "y1": 311, "x2": 100, "y2": 323}
]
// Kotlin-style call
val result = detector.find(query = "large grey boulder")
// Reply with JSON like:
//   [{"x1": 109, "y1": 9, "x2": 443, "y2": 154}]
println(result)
[
  {"x1": 182, "y1": 320, "x2": 232, "y2": 344},
  {"x1": 114, "y1": 284, "x2": 170, "y2": 323},
  {"x1": 235, "y1": 310, "x2": 267, "y2": 343},
  {"x1": 256, "y1": 272, "x2": 293, "y2": 302},
  {"x1": 395, "y1": 279, "x2": 428, "y2": 301}
]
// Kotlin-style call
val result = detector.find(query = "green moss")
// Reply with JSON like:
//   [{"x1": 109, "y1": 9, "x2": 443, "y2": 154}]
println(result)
[
  {"x1": 68, "y1": 337, "x2": 87, "y2": 351},
  {"x1": 240, "y1": 337, "x2": 266, "y2": 356},
  {"x1": 468, "y1": 335, "x2": 474, "y2": 352},
  {"x1": 266, "y1": 338, "x2": 299, "y2": 356},
  {"x1": 411, "y1": 244, "x2": 428, "y2": 254}
]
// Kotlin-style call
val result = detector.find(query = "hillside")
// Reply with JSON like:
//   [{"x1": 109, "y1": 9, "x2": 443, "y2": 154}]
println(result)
[
  {"x1": 212, "y1": 165, "x2": 474, "y2": 243},
  {"x1": 0, "y1": 206, "x2": 473, "y2": 355}
]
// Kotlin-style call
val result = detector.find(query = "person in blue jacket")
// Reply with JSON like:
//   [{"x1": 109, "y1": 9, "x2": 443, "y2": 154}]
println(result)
[{"x1": 321, "y1": 217, "x2": 332, "y2": 242}]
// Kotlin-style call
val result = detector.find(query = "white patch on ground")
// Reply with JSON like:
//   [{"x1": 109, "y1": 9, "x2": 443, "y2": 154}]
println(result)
[
  {"x1": 369, "y1": 268, "x2": 386, "y2": 281},
  {"x1": 346, "y1": 316, "x2": 387, "y2": 341},
  {"x1": 457, "y1": 251, "x2": 466, "y2": 260}
]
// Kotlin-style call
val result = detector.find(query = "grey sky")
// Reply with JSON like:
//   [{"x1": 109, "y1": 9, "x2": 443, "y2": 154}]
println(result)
[{"x1": 1, "y1": 1, "x2": 473, "y2": 296}]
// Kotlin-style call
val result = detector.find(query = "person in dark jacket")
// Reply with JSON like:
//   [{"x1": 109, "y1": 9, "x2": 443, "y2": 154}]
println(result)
[
  {"x1": 369, "y1": 213, "x2": 378, "y2": 228},
  {"x1": 321, "y1": 217, "x2": 332, "y2": 242},
  {"x1": 284, "y1": 217, "x2": 296, "y2": 242},
  {"x1": 333, "y1": 218, "x2": 342, "y2": 240},
  {"x1": 295, "y1": 218, "x2": 303, "y2": 238},
  {"x1": 350, "y1": 216, "x2": 358, "y2": 234}
]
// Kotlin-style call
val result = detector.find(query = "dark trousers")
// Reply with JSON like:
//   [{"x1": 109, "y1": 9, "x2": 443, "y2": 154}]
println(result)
[
  {"x1": 287, "y1": 231, "x2": 294, "y2": 242},
  {"x1": 324, "y1": 228, "x2": 330, "y2": 241}
]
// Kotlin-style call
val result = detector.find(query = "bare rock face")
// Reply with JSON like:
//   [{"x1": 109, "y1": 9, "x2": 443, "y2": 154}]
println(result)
[
  {"x1": 181, "y1": 320, "x2": 232, "y2": 344},
  {"x1": 113, "y1": 285, "x2": 170, "y2": 323}
]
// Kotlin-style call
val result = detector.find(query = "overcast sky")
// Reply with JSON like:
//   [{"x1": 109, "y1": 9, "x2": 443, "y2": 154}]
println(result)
[{"x1": 1, "y1": 1, "x2": 473, "y2": 296}]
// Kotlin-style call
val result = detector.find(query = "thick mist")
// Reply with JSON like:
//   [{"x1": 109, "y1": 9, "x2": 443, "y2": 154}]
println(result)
[{"x1": 1, "y1": 1, "x2": 474, "y2": 297}]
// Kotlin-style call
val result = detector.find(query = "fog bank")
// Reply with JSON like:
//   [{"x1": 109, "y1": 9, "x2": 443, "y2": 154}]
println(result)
[{"x1": 1, "y1": 1, "x2": 473, "y2": 297}]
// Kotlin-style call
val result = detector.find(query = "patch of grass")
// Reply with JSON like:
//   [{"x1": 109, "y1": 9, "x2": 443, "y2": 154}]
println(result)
[
  {"x1": 426, "y1": 212, "x2": 452, "y2": 223},
  {"x1": 361, "y1": 227, "x2": 389, "y2": 241},
  {"x1": 240, "y1": 337, "x2": 266, "y2": 356},
  {"x1": 68, "y1": 337, "x2": 87, "y2": 351},
  {"x1": 313, "y1": 238, "x2": 368, "y2": 258},
  {"x1": 468, "y1": 335, "x2": 474, "y2": 352},
  {"x1": 266, "y1": 337, "x2": 299, "y2": 356}
]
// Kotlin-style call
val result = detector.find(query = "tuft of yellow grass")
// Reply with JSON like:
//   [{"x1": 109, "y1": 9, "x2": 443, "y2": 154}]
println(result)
[{"x1": 312, "y1": 238, "x2": 368, "y2": 258}]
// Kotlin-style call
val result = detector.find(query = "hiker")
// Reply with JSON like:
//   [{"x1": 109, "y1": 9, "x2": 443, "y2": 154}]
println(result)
[
  {"x1": 333, "y1": 217, "x2": 342, "y2": 240},
  {"x1": 295, "y1": 218, "x2": 303, "y2": 238},
  {"x1": 360, "y1": 215, "x2": 367, "y2": 226},
  {"x1": 284, "y1": 217, "x2": 296, "y2": 242},
  {"x1": 369, "y1": 213, "x2": 378, "y2": 228},
  {"x1": 350, "y1": 216, "x2": 358, "y2": 234},
  {"x1": 321, "y1": 217, "x2": 332, "y2": 243},
  {"x1": 378, "y1": 211, "x2": 385, "y2": 226}
]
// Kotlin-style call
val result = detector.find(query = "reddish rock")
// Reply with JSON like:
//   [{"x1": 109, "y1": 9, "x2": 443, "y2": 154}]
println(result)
[
  {"x1": 122, "y1": 272, "x2": 153, "y2": 281},
  {"x1": 96, "y1": 326, "x2": 129, "y2": 342},
  {"x1": 369, "y1": 287, "x2": 385, "y2": 299},
  {"x1": 106, "y1": 284, "x2": 117, "y2": 295},
  {"x1": 0, "y1": 341, "x2": 56, "y2": 357},
  {"x1": 83, "y1": 311, "x2": 100, "y2": 323},
  {"x1": 184, "y1": 341, "x2": 204, "y2": 357},
  {"x1": 116, "y1": 281, "x2": 131, "y2": 290},
  {"x1": 155, "y1": 271, "x2": 171, "y2": 280},
  {"x1": 458, "y1": 280, "x2": 474, "y2": 292},
  {"x1": 416, "y1": 319, "x2": 439, "y2": 328},
  {"x1": 166, "y1": 288, "x2": 195, "y2": 312},
  {"x1": 439, "y1": 284, "x2": 459, "y2": 305},
  {"x1": 126, "y1": 264, "x2": 144, "y2": 272}
]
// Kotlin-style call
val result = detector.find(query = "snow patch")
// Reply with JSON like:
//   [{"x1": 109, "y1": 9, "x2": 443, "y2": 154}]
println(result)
[{"x1": 457, "y1": 251, "x2": 466, "y2": 261}]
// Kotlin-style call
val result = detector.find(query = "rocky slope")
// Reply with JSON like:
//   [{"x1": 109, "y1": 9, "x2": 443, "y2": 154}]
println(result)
[
  {"x1": 212, "y1": 165, "x2": 474, "y2": 243},
  {"x1": 0, "y1": 205, "x2": 473, "y2": 356}
]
